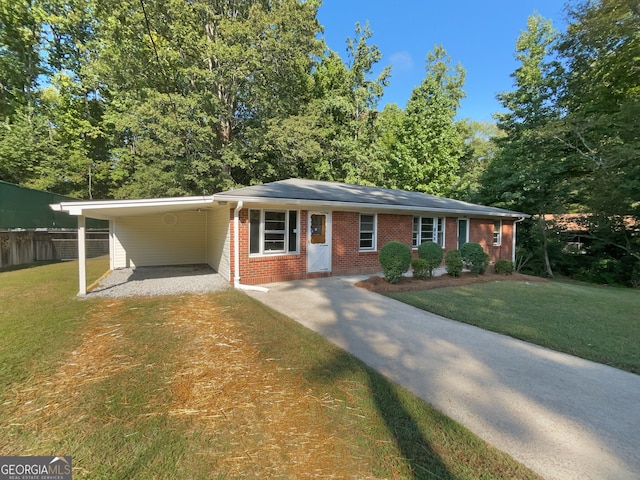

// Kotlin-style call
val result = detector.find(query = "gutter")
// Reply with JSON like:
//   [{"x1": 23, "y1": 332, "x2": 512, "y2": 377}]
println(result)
[{"x1": 233, "y1": 201, "x2": 268, "y2": 293}]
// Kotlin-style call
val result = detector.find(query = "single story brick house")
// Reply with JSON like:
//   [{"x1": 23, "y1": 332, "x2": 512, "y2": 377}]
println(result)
[{"x1": 51, "y1": 178, "x2": 529, "y2": 295}]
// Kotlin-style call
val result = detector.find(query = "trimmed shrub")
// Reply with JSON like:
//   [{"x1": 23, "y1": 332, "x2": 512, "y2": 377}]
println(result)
[
  {"x1": 411, "y1": 258, "x2": 429, "y2": 280},
  {"x1": 379, "y1": 241, "x2": 412, "y2": 284},
  {"x1": 417, "y1": 241, "x2": 444, "y2": 278},
  {"x1": 495, "y1": 259, "x2": 515, "y2": 275},
  {"x1": 445, "y1": 249, "x2": 463, "y2": 277},
  {"x1": 460, "y1": 242, "x2": 487, "y2": 276},
  {"x1": 481, "y1": 252, "x2": 491, "y2": 274}
]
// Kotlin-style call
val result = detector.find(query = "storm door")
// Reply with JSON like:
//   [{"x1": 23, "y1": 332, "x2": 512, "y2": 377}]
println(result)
[{"x1": 307, "y1": 212, "x2": 332, "y2": 272}]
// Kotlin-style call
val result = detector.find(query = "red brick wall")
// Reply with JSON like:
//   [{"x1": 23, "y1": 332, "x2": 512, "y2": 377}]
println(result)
[
  {"x1": 332, "y1": 212, "x2": 413, "y2": 275},
  {"x1": 497, "y1": 220, "x2": 514, "y2": 261},
  {"x1": 469, "y1": 218, "x2": 494, "y2": 253},
  {"x1": 230, "y1": 208, "x2": 515, "y2": 284},
  {"x1": 230, "y1": 208, "x2": 311, "y2": 285},
  {"x1": 468, "y1": 218, "x2": 514, "y2": 263},
  {"x1": 444, "y1": 217, "x2": 458, "y2": 252}
]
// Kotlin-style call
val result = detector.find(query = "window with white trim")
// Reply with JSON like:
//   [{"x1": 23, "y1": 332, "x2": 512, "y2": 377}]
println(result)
[
  {"x1": 359, "y1": 214, "x2": 376, "y2": 251},
  {"x1": 493, "y1": 220, "x2": 502, "y2": 246},
  {"x1": 413, "y1": 217, "x2": 444, "y2": 247},
  {"x1": 249, "y1": 209, "x2": 299, "y2": 255}
]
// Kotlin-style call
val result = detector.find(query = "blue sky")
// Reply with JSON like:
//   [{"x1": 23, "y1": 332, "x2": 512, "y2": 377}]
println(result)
[{"x1": 317, "y1": 1, "x2": 568, "y2": 121}]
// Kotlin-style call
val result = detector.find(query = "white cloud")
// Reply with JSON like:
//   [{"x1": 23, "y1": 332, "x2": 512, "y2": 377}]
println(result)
[{"x1": 390, "y1": 51, "x2": 414, "y2": 72}]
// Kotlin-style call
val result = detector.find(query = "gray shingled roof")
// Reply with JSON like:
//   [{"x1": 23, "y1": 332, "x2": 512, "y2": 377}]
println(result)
[{"x1": 215, "y1": 179, "x2": 528, "y2": 218}]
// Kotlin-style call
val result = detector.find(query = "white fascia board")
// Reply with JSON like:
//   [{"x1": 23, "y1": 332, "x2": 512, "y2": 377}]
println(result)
[
  {"x1": 51, "y1": 196, "x2": 214, "y2": 216},
  {"x1": 213, "y1": 195, "x2": 530, "y2": 219}
]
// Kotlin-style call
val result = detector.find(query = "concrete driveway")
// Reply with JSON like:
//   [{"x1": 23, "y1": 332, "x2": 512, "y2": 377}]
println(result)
[{"x1": 244, "y1": 276, "x2": 640, "y2": 480}]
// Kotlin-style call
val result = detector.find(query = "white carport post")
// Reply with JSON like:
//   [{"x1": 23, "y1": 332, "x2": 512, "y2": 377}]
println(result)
[{"x1": 77, "y1": 215, "x2": 87, "y2": 296}]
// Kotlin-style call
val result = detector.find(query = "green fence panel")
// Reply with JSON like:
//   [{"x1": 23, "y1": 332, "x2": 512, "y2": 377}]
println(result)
[{"x1": 0, "y1": 181, "x2": 107, "y2": 230}]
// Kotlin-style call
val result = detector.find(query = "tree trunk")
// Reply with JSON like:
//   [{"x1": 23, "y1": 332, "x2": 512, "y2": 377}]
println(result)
[{"x1": 538, "y1": 215, "x2": 554, "y2": 278}]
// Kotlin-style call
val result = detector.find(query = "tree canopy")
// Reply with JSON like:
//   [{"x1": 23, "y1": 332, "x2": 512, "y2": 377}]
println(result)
[
  {"x1": 0, "y1": 0, "x2": 469, "y2": 199},
  {"x1": 1, "y1": 0, "x2": 638, "y2": 281},
  {"x1": 478, "y1": 0, "x2": 639, "y2": 284}
]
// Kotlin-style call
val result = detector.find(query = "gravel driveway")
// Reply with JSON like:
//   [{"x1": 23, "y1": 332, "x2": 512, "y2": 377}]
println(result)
[{"x1": 88, "y1": 265, "x2": 230, "y2": 298}]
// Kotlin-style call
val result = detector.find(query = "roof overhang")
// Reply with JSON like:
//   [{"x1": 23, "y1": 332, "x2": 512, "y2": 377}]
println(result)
[
  {"x1": 51, "y1": 196, "x2": 216, "y2": 220},
  {"x1": 212, "y1": 194, "x2": 530, "y2": 219},
  {"x1": 51, "y1": 191, "x2": 530, "y2": 221}
]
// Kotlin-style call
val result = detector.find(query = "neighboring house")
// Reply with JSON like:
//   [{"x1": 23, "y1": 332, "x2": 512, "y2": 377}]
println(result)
[
  {"x1": 543, "y1": 213, "x2": 638, "y2": 254},
  {"x1": 51, "y1": 178, "x2": 529, "y2": 295}
]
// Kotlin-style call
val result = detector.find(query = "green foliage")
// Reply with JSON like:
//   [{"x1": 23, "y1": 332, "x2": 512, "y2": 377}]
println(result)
[
  {"x1": 550, "y1": 216, "x2": 640, "y2": 287},
  {"x1": 444, "y1": 249, "x2": 463, "y2": 277},
  {"x1": 238, "y1": 22, "x2": 392, "y2": 187},
  {"x1": 417, "y1": 241, "x2": 444, "y2": 278},
  {"x1": 387, "y1": 45, "x2": 466, "y2": 196},
  {"x1": 481, "y1": 4, "x2": 640, "y2": 283},
  {"x1": 0, "y1": 0, "x2": 45, "y2": 116},
  {"x1": 557, "y1": 0, "x2": 640, "y2": 220},
  {"x1": 460, "y1": 242, "x2": 487, "y2": 276},
  {"x1": 379, "y1": 241, "x2": 411, "y2": 284},
  {"x1": 411, "y1": 258, "x2": 429, "y2": 280},
  {"x1": 1, "y1": 0, "x2": 636, "y2": 250},
  {"x1": 495, "y1": 260, "x2": 515, "y2": 275},
  {"x1": 452, "y1": 120, "x2": 505, "y2": 202}
]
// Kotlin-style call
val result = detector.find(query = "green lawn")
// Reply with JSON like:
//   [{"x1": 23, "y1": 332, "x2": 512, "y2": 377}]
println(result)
[
  {"x1": 0, "y1": 258, "x2": 110, "y2": 391},
  {"x1": 386, "y1": 279, "x2": 640, "y2": 374},
  {"x1": 0, "y1": 260, "x2": 542, "y2": 479}
]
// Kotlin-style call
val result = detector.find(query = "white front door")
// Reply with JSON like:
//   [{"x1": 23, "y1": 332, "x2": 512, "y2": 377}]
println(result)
[{"x1": 307, "y1": 211, "x2": 332, "y2": 273}]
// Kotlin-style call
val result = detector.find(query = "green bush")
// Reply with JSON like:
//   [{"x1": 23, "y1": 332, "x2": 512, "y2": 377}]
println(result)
[
  {"x1": 411, "y1": 258, "x2": 429, "y2": 280},
  {"x1": 481, "y1": 252, "x2": 491, "y2": 274},
  {"x1": 444, "y1": 249, "x2": 463, "y2": 277},
  {"x1": 460, "y1": 242, "x2": 487, "y2": 276},
  {"x1": 417, "y1": 241, "x2": 444, "y2": 278},
  {"x1": 495, "y1": 259, "x2": 515, "y2": 275},
  {"x1": 379, "y1": 241, "x2": 412, "y2": 284}
]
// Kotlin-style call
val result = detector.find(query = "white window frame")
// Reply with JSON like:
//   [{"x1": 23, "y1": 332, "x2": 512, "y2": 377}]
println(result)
[
  {"x1": 412, "y1": 216, "x2": 445, "y2": 248},
  {"x1": 493, "y1": 220, "x2": 502, "y2": 246},
  {"x1": 249, "y1": 209, "x2": 299, "y2": 256},
  {"x1": 359, "y1": 213, "x2": 377, "y2": 251}
]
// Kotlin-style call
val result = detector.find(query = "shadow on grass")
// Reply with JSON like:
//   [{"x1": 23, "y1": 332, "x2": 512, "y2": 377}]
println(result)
[{"x1": 307, "y1": 350, "x2": 452, "y2": 480}]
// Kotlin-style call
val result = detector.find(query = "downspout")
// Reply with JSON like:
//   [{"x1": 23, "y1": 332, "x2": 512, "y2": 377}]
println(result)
[
  {"x1": 233, "y1": 201, "x2": 269, "y2": 293},
  {"x1": 513, "y1": 216, "x2": 526, "y2": 263}
]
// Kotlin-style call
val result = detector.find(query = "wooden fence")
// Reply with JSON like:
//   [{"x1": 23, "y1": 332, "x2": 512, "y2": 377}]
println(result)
[{"x1": 0, "y1": 231, "x2": 108, "y2": 268}]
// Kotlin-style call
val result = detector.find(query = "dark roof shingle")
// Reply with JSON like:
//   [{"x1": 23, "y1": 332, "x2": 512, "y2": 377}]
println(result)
[{"x1": 216, "y1": 179, "x2": 528, "y2": 218}]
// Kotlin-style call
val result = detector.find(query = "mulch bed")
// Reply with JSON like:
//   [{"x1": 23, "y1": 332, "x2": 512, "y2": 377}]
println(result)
[{"x1": 355, "y1": 271, "x2": 547, "y2": 293}]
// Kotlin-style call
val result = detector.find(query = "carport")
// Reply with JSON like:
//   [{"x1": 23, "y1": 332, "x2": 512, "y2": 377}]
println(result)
[{"x1": 51, "y1": 196, "x2": 228, "y2": 295}]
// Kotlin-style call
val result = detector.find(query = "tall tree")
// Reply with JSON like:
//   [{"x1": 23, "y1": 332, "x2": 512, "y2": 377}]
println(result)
[
  {"x1": 452, "y1": 120, "x2": 504, "y2": 202},
  {"x1": 0, "y1": 0, "x2": 44, "y2": 116},
  {"x1": 480, "y1": 14, "x2": 566, "y2": 277},
  {"x1": 388, "y1": 45, "x2": 465, "y2": 195},
  {"x1": 555, "y1": 0, "x2": 640, "y2": 278},
  {"x1": 246, "y1": 22, "x2": 391, "y2": 186},
  {"x1": 96, "y1": 0, "x2": 323, "y2": 197},
  {"x1": 557, "y1": 0, "x2": 640, "y2": 219},
  {"x1": 41, "y1": 0, "x2": 109, "y2": 198}
]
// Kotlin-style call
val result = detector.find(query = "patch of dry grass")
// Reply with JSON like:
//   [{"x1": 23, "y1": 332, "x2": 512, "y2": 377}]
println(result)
[{"x1": 164, "y1": 295, "x2": 369, "y2": 478}]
